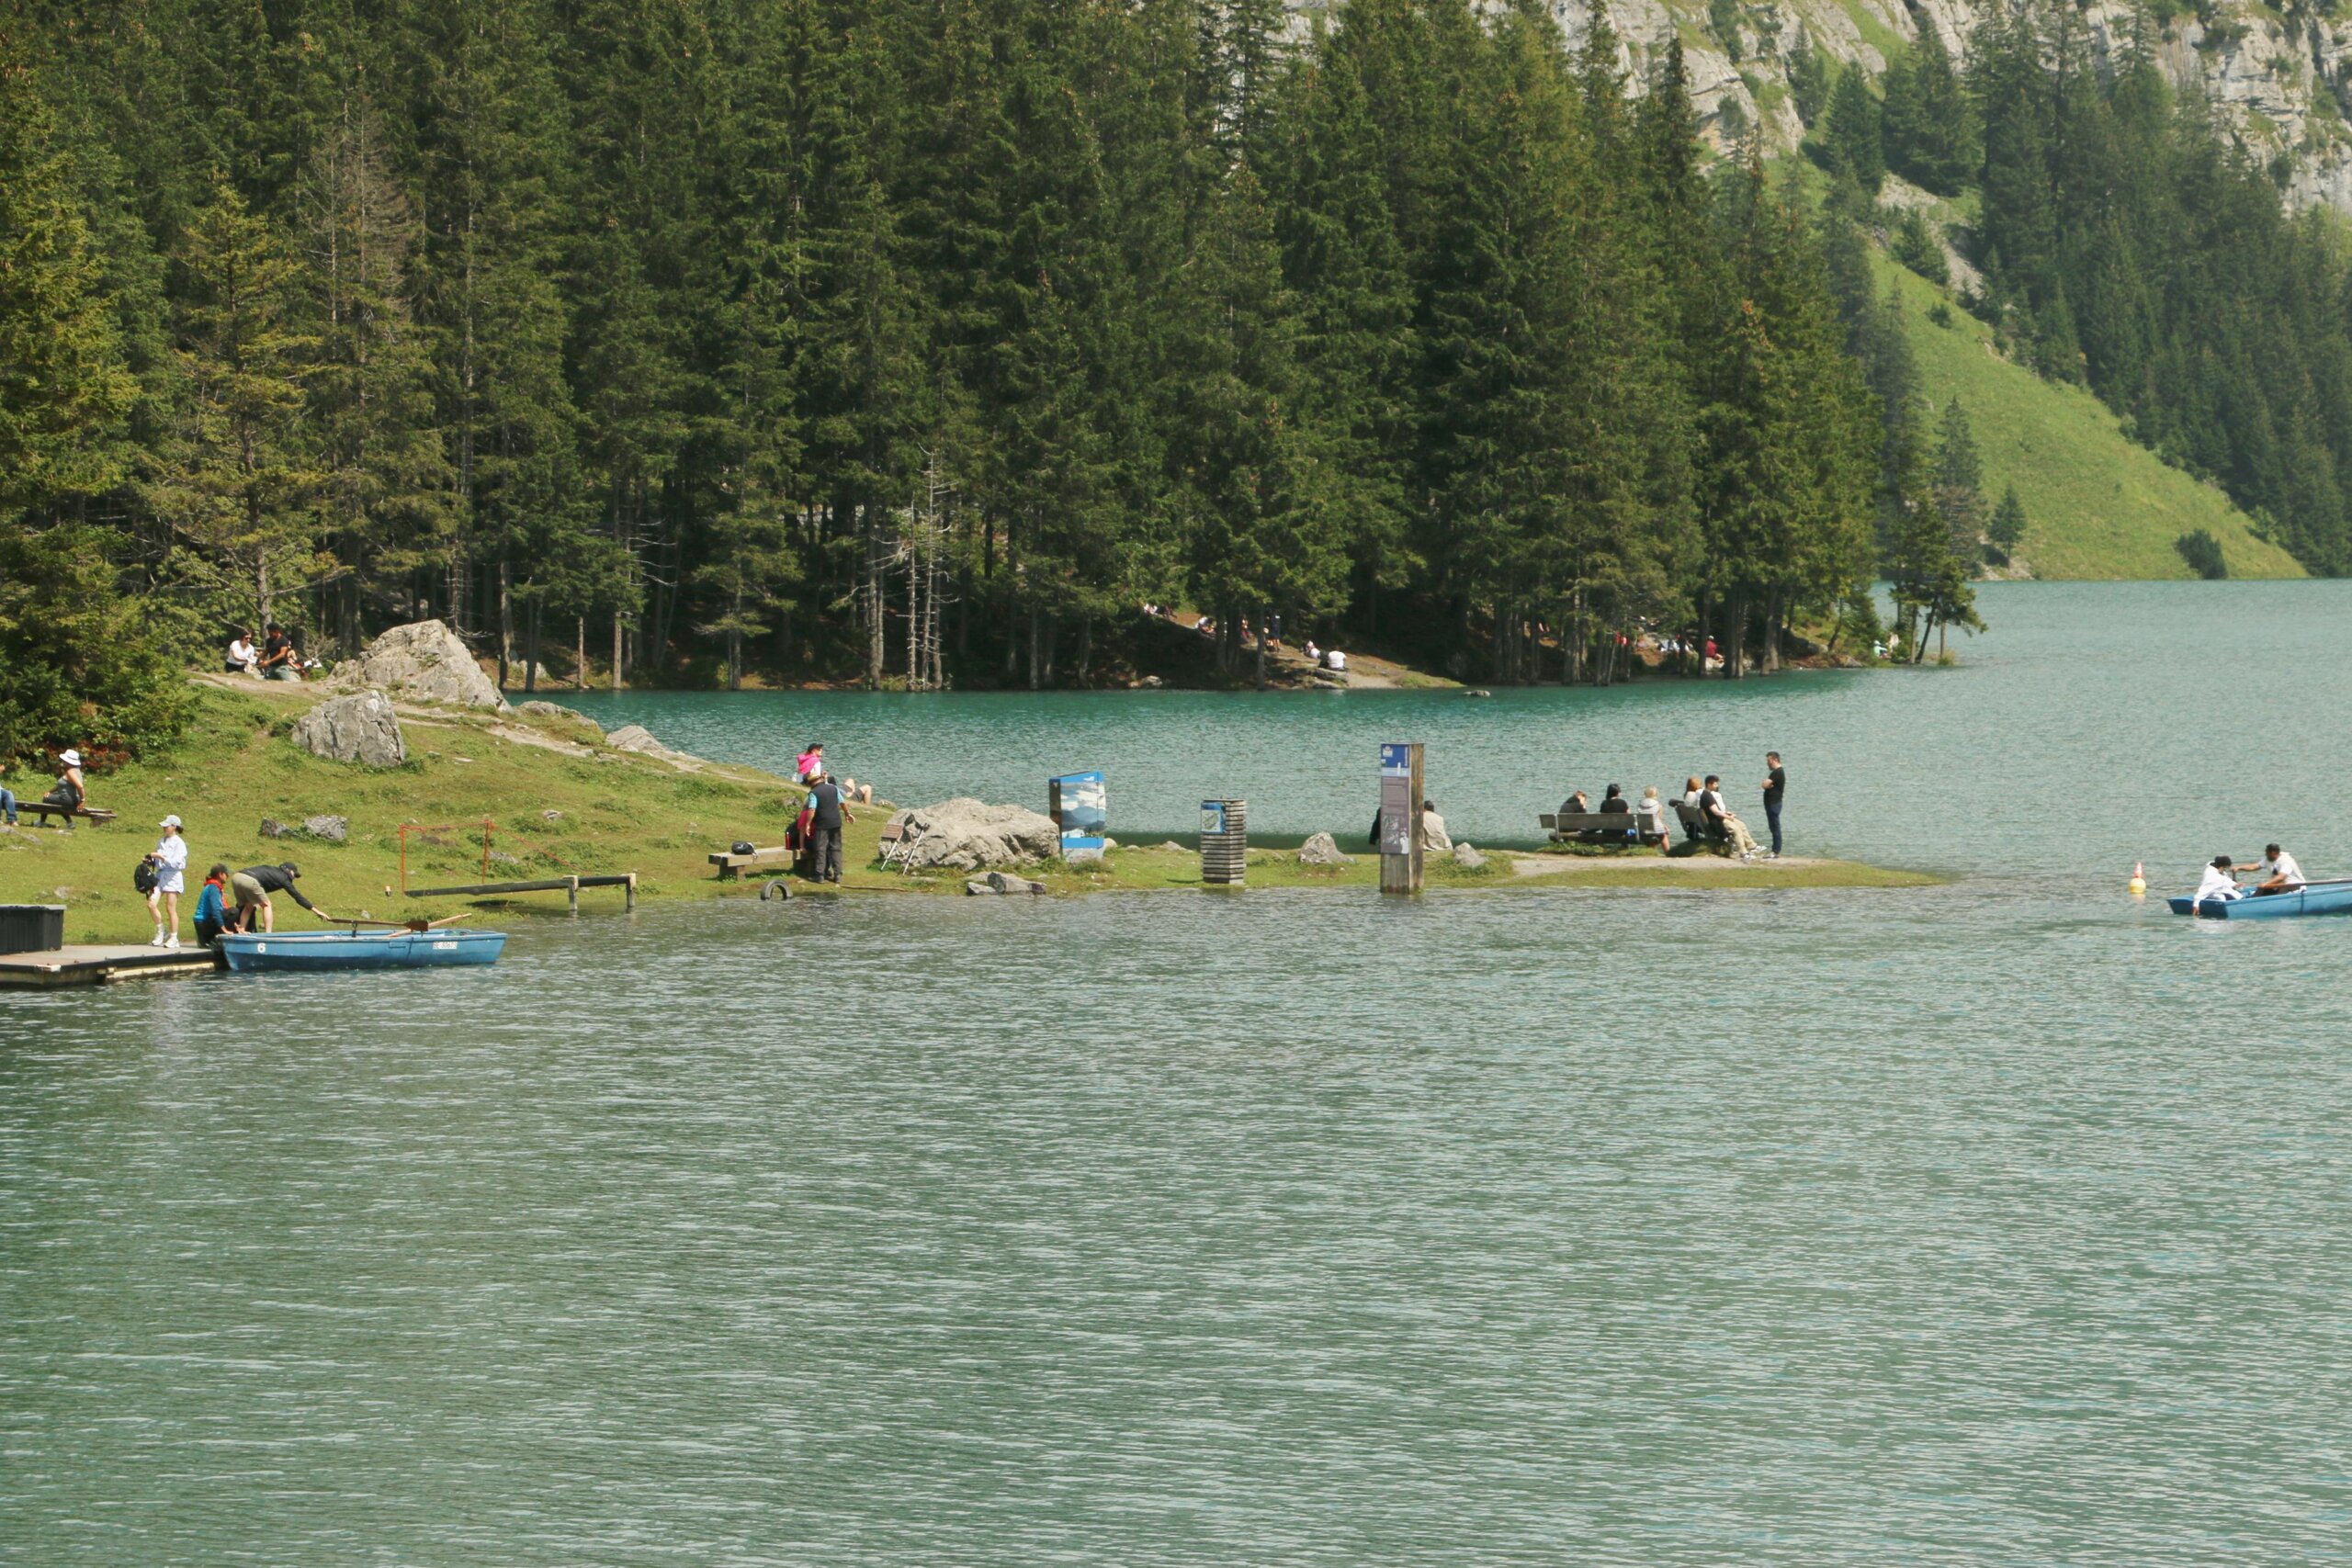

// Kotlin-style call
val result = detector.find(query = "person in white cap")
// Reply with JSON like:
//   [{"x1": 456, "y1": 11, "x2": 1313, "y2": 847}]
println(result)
[{"x1": 147, "y1": 815, "x2": 188, "y2": 947}]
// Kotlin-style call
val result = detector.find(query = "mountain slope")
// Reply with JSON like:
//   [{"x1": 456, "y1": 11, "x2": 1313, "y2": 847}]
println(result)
[{"x1": 1873, "y1": 252, "x2": 2303, "y2": 581}]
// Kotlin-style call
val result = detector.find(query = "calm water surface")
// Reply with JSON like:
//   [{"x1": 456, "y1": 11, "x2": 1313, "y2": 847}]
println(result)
[{"x1": 6, "y1": 582, "x2": 2352, "y2": 1565}]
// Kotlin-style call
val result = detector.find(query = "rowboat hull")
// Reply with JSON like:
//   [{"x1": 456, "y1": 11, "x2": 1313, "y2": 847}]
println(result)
[
  {"x1": 218, "y1": 930, "x2": 507, "y2": 971},
  {"x1": 2167, "y1": 879, "x2": 2352, "y2": 920}
]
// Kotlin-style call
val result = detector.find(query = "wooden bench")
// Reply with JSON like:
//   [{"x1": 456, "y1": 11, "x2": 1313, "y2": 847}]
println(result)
[
  {"x1": 1671, "y1": 800, "x2": 1732, "y2": 852},
  {"x1": 709, "y1": 845, "x2": 795, "y2": 880},
  {"x1": 1541, "y1": 809, "x2": 1663, "y2": 846},
  {"x1": 20, "y1": 803, "x2": 117, "y2": 829}
]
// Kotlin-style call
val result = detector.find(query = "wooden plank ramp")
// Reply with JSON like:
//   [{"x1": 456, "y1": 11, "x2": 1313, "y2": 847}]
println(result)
[
  {"x1": 404, "y1": 873, "x2": 637, "y2": 912},
  {"x1": 0, "y1": 945, "x2": 221, "y2": 988}
]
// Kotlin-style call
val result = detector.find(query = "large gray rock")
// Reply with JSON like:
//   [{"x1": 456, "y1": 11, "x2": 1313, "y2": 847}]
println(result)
[
  {"x1": 965, "y1": 871, "x2": 1046, "y2": 896},
  {"x1": 333, "y1": 619, "x2": 506, "y2": 710},
  {"x1": 605, "y1": 724, "x2": 673, "y2": 756},
  {"x1": 290, "y1": 691, "x2": 407, "y2": 768},
  {"x1": 891, "y1": 798, "x2": 1060, "y2": 872},
  {"x1": 1297, "y1": 831, "x2": 1352, "y2": 867},
  {"x1": 1453, "y1": 841, "x2": 1487, "y2": 870},
  {"x1": 264, "y1": 814, "x2": 349, "y2": 842}
]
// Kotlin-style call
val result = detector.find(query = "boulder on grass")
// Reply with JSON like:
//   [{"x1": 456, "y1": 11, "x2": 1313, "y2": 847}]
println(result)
[
  {"x1": 892, "y1": 798, "x2": 1059, "y2": 871},
  {"x1": 264, "y1": 813, "x2": 350, "y2": 842},
  {"x1": 1296, "y1": 831, "x2": 1352, "y2": 866},
  {"x1": 966, "y1": 871, "x2": 1046, "y2": 895},
  {"x1": 291, "y1": 691, "x2": 407, "y2": 768},
  {"x1": 605, "y1": 723, "x2": 673, "y2": 756},
  {"x1": 1453, "y1": 841, "x2": 1486, "y2": 870},
  {"x1": 333, "y1": 619, "x2": 506, "y2": 710}
]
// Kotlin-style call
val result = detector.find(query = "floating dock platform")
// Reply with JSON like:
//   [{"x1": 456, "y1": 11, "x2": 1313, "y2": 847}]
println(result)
[
  {"x1": 0, "y1": 944, "x2": 222, "y2": 988},
  {"x1": 405, "y1": 873, "x2": 636, "y2": 912}
]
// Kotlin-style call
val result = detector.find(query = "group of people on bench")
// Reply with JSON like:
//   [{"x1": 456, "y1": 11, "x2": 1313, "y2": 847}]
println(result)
[{"x1": 1555, "y1": 784, "x2": 1671, "y2": 844}]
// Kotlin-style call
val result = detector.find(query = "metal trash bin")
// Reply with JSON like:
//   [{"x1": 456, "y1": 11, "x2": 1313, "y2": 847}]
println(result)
[
  {"x1": 1199, "y1": 799, "x2": 1246, "y2": 886},
  {"x1": 0, "y1": 905, "x2": 66, "y2": 954}
]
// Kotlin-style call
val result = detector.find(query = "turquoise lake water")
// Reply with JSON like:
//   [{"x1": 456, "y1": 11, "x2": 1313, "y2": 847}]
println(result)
[{"x1": 6, "y1": 581, "x2": 2352, "y2": 1563}]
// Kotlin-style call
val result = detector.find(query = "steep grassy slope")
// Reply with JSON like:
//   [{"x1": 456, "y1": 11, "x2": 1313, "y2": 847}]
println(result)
[{"x1": 1873, "y1": 250, "x2": 2305, "y2": 581}]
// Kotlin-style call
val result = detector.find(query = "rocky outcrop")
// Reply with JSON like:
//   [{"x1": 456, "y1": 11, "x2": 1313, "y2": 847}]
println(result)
[
  {"x1": 334, "y1": 620, "x2": 506, "y2": 710},
  {"x1": 290, "y1": 692, "x2": 407, "y2": 768},
  {"x1": 1296, "y1": 831, "x2": 1353, "y2": 866},
  {"x1": 605, "y1": 723, "x2": 676, "y2": 757},
  {"x1": 261, "y1": 814, "x2": 350, "y2": 842},
  {"x1": 889, "y1": 799, "x2": 1060, "y2": 872},
  {"x1": 1543, "y1": 0, "x2": 2352, "y2": 214}
]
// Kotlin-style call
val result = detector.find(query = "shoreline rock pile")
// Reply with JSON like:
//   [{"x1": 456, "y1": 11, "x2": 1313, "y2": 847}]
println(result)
[{"x1": 888, "y1": 798, "x2": 1059, "y2": 872}]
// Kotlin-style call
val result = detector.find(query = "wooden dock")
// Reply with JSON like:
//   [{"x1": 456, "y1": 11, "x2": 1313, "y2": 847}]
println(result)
[
  {"x1": 405, "y1": 873, "x2": 637, "y2": 912},
  {"x1": 0, "y1": 944, "x2": 222, "y2": 988}
]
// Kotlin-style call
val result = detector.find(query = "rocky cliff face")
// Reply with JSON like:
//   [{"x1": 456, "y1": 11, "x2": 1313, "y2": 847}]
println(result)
[{"x1": 1535, "y1": 0, "x2": 2352, "y2": 212}]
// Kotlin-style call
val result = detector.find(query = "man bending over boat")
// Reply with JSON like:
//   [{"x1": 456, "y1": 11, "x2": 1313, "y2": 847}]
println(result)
[{"x1": 2245, "y1": 843, "x2": 2307, "y2": 897}]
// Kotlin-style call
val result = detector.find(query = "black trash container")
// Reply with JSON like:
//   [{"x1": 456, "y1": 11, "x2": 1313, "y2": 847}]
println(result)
[{"x1": 0, "y1": 905, "x2": 67, "y2": 954}]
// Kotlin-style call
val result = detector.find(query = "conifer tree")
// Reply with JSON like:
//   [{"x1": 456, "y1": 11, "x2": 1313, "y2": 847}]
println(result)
[
  {"x1": 1882, "y1": 25, "x2": 1977, "y2": 195},
  {"x1": 155, "y1": 172, "x2": 323, "y2": 629},
  {"x1": 1821, "y1": 68, "x2": 1885, "y2": 193}
]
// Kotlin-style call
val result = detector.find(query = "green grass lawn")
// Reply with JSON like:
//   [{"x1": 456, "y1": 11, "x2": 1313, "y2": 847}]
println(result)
[
  {"x1": 0, "y1": 681, "x2": 1933, "y2": 944},
  {"x1": 1876, "y1": 251, "x2": 2303, "y2": 580}
]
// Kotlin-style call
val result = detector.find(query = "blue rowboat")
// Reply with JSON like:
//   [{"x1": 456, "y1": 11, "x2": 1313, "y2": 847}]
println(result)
[
  {"x1": 218, "y1": 928, "x2": 507, "y2": 972},
  {"x1": 2167, "y1": 878, "x2": 2352, "y2": 920}
]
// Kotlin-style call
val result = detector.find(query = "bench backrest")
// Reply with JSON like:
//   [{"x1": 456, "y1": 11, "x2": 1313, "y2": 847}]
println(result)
[{"x1": 1553, "y1": 812, "x2": 1642, "y2": 834}]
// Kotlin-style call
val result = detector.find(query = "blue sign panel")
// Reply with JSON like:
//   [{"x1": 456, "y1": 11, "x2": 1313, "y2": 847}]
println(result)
[
  {"x1": 1380, "y1": 742, "x2": 1413, "y2": 777},
  {"x1": 1200, "y1": 799, "x2": 1227, "y2": 836},
  {"x1": 1050, "y1": 771, "x2": 1107, "y2": 855}
]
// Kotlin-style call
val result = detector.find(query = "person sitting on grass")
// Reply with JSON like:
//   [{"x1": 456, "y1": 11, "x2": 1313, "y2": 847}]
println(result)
[
  {"x1": 1418, "y1": 799, "x2": 1452, "y2": 855},
  {"x1": 226, "y1": 628, "x2": 259, "y2": 675}
]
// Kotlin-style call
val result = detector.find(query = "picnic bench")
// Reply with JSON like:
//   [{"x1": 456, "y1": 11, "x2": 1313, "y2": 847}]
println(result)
[
  {"x1": 709, "y1": 845, "x2": 795, "y2": 880},
  {"x1": 20, "y1": 803, "x2": 117, "y2": 829},
  {"x1": 1542, "y1": 808, "x2": 1664, "y2": 847}
]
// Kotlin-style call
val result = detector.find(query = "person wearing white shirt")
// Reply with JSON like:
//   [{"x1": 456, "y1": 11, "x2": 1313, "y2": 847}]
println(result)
[
  {"x1": 148, "y1": 815, "x2": 189, "y2": 947},
  {"x1": 2249, "y1": 842, "x2": 2307, "y2": 896},
  {"x1": 226, "y1": 630, "x2": 259, "y2": 675},
  {"x1": 2192, "y1": 855, "x2": 2244, "y2": 906}
]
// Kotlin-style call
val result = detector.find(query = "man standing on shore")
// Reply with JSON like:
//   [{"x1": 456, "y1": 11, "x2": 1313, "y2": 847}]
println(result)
[
  {"x1": 806, "y1": 771, "x2": 854, "y2": 884},
  {"x1": 1761, "y1": 751, "x2": 1786, "y2": 857}
]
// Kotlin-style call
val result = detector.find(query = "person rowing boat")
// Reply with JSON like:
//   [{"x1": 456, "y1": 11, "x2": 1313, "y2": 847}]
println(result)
[{"x1": 2237, "y1": 842, "x2": 2307, "y2": 897}]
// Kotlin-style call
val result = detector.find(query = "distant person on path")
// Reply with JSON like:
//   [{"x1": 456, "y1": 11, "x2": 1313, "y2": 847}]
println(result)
[
  {"x1": 226, "y1": 628, "x2": 259, "y2": 674},
  {"x1": 2249, "y1": 843, "x2": 2306, "y2": 896},
  {"x1": 146, "y1": 815, "x2": 188, "y2": 948},
  {"x1": 193, "y1": 864, "x2": 232, "y2": 945},
  {"x1": 1760, "y1": 752, "x2": 1786, "y2": 856},
  {"x1": 234, "y1": 862, "x2": 329, "y2": 931},
  {"x1": 2193, "y1": 855, "x2": 2244, "y2": 904},
  {"x1": 805, "y1": 771, "x2": 854, "y2": 884}
]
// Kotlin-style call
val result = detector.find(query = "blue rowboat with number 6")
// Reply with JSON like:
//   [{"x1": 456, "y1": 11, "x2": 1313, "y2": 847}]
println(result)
[
  {"x1": 218, "y1": 928, "x2": 507, "y2": 971},
  {"x1": 2168, "y1": 879, "x2": 2352, "y2": 919}
]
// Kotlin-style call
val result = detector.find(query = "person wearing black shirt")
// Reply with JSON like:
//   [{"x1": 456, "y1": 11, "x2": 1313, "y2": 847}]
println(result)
[
  {"x1": 804, "y1": 773, "x2": 854, "y2": 884},
  {"x1": 233, "y1": 861, "x2": 330, "y2": 931},
  {"x1": 259, "y1": 624, "x2": 300, "y2": 681},
  {"x1": 1761, "y1": 751, "x2": 1786, "y2": 856}
]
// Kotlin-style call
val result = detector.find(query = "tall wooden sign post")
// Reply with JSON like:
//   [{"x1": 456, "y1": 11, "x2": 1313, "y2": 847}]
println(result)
[{"x1": 1378, "y1": 742, "x2": 1424, "y2": 895}]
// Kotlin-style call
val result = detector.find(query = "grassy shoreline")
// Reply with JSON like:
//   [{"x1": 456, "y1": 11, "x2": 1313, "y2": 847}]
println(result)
[{"x1": 0, "y1": 681, "x2": 1938, "y2": 945}]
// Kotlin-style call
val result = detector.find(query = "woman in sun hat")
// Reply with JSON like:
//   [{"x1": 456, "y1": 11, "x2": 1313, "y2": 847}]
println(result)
[{"x1": 147, "y1": 815, "x2": 188, "y2": 948}]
